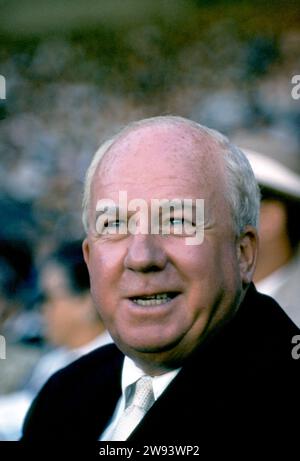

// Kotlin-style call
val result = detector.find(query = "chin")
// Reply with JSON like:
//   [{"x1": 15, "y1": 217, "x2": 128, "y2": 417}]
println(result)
[{"x1": 115, "y1": 332, "x2": 186, "y2": 357}]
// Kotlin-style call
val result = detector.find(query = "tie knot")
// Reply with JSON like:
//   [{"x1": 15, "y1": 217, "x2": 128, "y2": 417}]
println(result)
[
  {"x1": 108, "y1": 375, "x2": 155, "y2": 441},
  {"x1": 130, "y1": 376, "x2": 154, "y2": 412}
]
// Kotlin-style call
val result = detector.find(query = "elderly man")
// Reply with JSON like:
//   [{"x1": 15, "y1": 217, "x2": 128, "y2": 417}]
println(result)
[{"x1": 22, "y1": 117, "x2": 299, "y2": 454}]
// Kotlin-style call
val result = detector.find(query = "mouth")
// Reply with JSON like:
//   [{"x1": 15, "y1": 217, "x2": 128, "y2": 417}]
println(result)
[{"x1": 129, "y1": 292, "x2": 179, "y2": 307}]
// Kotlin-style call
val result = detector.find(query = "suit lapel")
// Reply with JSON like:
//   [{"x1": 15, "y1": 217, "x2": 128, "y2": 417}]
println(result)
[{"x1": 62, "y1": 345, "x2": 124, "y2": 440}]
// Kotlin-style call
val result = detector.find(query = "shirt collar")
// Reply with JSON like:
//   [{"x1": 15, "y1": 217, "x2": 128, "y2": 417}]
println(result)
[{"x1": 121, "y1": 355, "x2": 181, "y2": 401}]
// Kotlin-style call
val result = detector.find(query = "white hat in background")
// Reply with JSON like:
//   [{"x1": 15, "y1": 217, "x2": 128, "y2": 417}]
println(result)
[
  {"x1": 242, "y1": 148, "x2": 300, "y2": 200},
  {"x1": 232, "y1": 129, "x2": 300, "y2": 201}
]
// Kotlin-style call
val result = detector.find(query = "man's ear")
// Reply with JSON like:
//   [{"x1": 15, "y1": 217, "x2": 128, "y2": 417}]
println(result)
[
  {"x1": 82, "y1": 238, "x2": 90, "y2": 266},
  {"x1": 236, "y1": 226, "x2": 259, "y2": 286}
]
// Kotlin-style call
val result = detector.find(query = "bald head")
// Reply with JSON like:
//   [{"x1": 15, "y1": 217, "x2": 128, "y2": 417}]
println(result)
[
  {"x1": 96, "y1": 120, "x2": 226, "y2": 209},
  {"x1": 96, "y1": 116, "x2": 228, "y2": 179}
]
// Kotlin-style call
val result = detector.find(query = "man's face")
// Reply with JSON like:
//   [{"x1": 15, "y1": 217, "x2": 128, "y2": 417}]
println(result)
[{"x1": 83, "y1": 123, "x2": 247, "y2": 372}]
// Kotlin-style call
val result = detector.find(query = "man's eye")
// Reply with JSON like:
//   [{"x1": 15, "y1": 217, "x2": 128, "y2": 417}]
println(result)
[
  {"x1": 170, "y1": 217, "x2": 195, "y2": 227},
  {"x1": 165, "y1": 217, "x2": 196, "y2": 236},
  {"x1": 104, "y1": 220, "x2": 122, "y2": 228},
  {"x1": 170, "y1": 217, "x2": 184, "y2": 225},
  {"x1": 95, "y1": 216, "x2": 127, "y2": 235}
]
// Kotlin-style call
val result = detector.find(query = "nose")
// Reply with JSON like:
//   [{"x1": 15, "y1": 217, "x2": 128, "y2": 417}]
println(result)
[{"x1": 124, "y1": 234, "x2": 167, "y2": 273}]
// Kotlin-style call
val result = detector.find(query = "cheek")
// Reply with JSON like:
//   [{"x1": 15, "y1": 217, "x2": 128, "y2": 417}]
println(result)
[
  {"x1": 175, "y1": 240, "x2": 238, "y2": 300},
  {"x1": 88, "y1": 244, "x2": 121, "y2": 283},
  {"x1": 51, "y1": 303, "x2": 71, "y2": 325},
  {"x1": 174, "y1": 243, "x2": 215, "y2": 281},
  {"x1": 44, "y1": 304, "x2": 59, "y2": 323},
  {"x1": 179, "y1": 243, "x2": 240, "y2": 337},
  {"x1": 169, "y1": 244, "x2": 215, "y2": 315},
  {"x1": 87, "y1": 244, "x2": 124, "y2": 315}
]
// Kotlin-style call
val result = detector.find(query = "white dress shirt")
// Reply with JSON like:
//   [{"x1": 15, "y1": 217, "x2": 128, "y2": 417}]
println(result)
[{"x1": 100, "y1": 356, "x2": 181, "y2": 441}]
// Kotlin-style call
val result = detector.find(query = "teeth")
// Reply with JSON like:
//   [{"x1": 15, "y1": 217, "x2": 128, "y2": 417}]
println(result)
[
  {"x1": 134, "y1": 298, "x2": 171, "y2": 306},
  {"x1": 132, "y1": 293, "x2": 172, "y2": 306}
]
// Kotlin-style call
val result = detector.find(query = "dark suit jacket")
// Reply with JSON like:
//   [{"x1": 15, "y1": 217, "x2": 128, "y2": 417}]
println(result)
[{"x1": 21, "y1": 285, "x2": 299, "y2": 455}]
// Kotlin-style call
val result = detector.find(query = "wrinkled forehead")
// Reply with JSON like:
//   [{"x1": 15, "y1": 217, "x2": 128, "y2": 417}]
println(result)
[{"x1": 93, "y1": 122, "x2": 227, "y2": 194}]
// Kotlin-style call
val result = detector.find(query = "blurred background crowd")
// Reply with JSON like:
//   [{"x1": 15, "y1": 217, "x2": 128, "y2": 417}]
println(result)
[{"x1": 0, "y1": 0, "x2": 300, "y2": 440}]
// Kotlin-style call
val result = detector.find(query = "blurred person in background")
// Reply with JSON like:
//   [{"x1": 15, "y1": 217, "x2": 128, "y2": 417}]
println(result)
[
  {"x1": 0, "y1": 238, "x2": 43, "y2": 395},
  {"x1": 239, "y1": 138, "x2": 300, "y2": 327},
  {"x1": 0, "y1": 240, "x2": 111, "y2": 440}
]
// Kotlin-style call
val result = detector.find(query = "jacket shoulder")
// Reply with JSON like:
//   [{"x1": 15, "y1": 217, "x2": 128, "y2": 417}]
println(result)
[
  {"x1": 22, "y1": 343, "x2": 123, "y2": 441},
  {"x1": 52, "y1": 343, "x2": 123, "y2": 381}
]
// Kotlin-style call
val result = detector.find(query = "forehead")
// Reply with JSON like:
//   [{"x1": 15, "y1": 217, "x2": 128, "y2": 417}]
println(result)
[
  {"x1": 92, "y1": 123, "x2": 226, "y2": 201},
  {"x1": 41, "y1": 263, "x2": 68, "y2": 295}
]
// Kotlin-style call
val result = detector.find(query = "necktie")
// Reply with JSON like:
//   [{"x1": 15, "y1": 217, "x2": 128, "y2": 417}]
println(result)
[{"x1": 109, "y1": 375, "x2": 155, "y2": 441}]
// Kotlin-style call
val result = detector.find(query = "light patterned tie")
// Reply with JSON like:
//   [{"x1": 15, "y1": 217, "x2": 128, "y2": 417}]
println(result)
[{"x1": 109, "y1": 376, "x2": 155, "y2": 441}]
